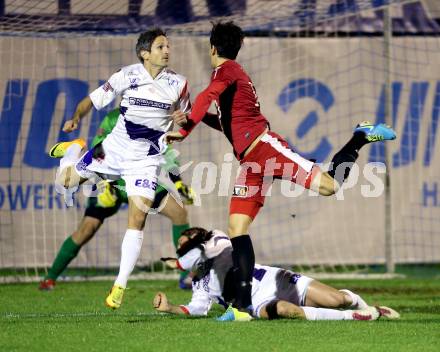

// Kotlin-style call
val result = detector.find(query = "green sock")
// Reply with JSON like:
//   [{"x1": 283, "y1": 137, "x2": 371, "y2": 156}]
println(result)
[
  {"x1": 46, "y1": 236, "x2": 81, "y2": 280},
  {"x1": 172, "y1": 223, "x2": 190, "y2": 279}
]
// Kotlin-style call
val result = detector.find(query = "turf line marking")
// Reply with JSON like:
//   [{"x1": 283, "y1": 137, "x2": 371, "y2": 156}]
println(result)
[{"x1": 2, "y1": 312, "x2": 159, "y2": 319}]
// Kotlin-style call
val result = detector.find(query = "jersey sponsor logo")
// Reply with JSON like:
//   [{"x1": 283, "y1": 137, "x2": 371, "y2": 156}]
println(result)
[
  {"x1": 128, "y1": 97, "x2": 171, "y2": 110},
  {"x1": 102, "y1": 81, "x2": 114, "y2": 92},
  {"x1": 232, "y1": 185, "x2": 248, "y2": 197},
  {"x1": 134, "y1": 179, "x2": 158, "y2": 190}
]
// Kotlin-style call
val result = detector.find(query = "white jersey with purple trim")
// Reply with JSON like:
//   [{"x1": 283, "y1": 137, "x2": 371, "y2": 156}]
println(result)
[
  {"x1": 183, "y1": 263, "x2": 296, "y2": 317},
  {"x1": 178, "y1": 229, "x2": 313, "y2": 317},
  {"x1": 89, "y1": 63, "x2": 191, "y2": 160}
]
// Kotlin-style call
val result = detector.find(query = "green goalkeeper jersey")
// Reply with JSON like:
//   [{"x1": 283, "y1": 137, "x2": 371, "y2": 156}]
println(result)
[{"x1": 90, "y1": 108, "x2": 181, "y2": 202}]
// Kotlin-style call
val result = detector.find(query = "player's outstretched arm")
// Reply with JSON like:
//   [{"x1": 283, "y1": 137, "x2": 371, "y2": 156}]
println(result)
[
  {"x1": 171, "y1": 109, "x2": 188, "y2": 127},
  {"x1": 153, "y1": 292, "x2": 189, "y2": 315},
  {"x1": 63, "y1": 96, "x2": 93, "y2": 132},
  {"x1": 160, "y1": 257, "x2": 179, "y2": 269}
]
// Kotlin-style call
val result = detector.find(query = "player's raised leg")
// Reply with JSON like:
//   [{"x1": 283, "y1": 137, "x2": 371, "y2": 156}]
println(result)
[
  {"x1": 49, "y1": 138, "x2": 86, "y2": 159},
  {"x1": 49, "y1": 138, "x2": 88, "y2": 205},
  {"x1": 310, "y1": 121, "x2": 396, "y2": 196}
]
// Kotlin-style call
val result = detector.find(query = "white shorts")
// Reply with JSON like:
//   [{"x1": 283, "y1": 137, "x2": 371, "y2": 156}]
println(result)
[
  {"x1": 74, "y1": 135, "x2": 163, "y2": 200},
  {"x1": 252, "y1": 266, "x2": 313, "y2": 318}
]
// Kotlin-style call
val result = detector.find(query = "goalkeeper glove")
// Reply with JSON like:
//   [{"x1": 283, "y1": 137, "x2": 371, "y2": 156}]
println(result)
[
  {"x1": 174, "y1": 180, "x2": 195, "y2": 205},
  {"x1": 97, "y1": 180, "x2": 118, "y2": 208}
]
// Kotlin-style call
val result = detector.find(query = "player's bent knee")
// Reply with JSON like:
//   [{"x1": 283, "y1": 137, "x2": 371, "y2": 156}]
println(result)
[
  {"x1": 172, "y1": 206, "x2": 188, "y2": 224},
  {"x1": 228, "y1": 214, "x2": 253, "y2": 237},
  {"x1": 56, "y1": 166, "x2": 80, "y2": 189},
  {"x1": 265, "y1": 299, "x2": 280, "y2": 320},
  {"x1": 129, "y1": 213, "x2": 147, "y2": 229},
  {"x1": 55, "y1": 169, "x2": 68, "y2": 189},
  {"x1": 73, "y1": 218, "x2": 101, "y2": 245},
  {"x1": 276, "y1": 301, "x2": 304, "y2": 320},
  {"x1": 228, "y1": 224, "x2": 249, "y2": 237},
  {"x1": 128, "y1": 206, "x2": 149, "y2": 229},
  {"x1": 318, "y1": 186, "x2": 335, "y2": 196},
  {"x1": 326, "y1": 291, "x2": 348, "y2": 308},
  {"x1": 128, "y1": 197, "x2": 152, "y2": 229},
  {"x1": 72, "y1": 229, "x2": 93, "y2": 245},
  {"x1": 317, "y1": 173, "x2": 339, "y2": 196},
  {"x1": 339, "y1": 291, "x2": 353, "y2": 308},
  {"x1": 228, "y1": 224, "x2": 241, "y2": 237},
  {"x1": 263, "y1": 300, "x2": 304, "y2": 320}
]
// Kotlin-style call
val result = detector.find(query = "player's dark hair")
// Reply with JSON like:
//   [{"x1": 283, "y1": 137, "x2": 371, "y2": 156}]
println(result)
[
  {"x1": 136, "y1": 28, "x2": 167, "y2": 63},
  {"x1": 210, "y1": 21, "x2": 244, "y2": 60},
  {"x1": 176, "y1": 227, "x2": 213, "y2": 257}
]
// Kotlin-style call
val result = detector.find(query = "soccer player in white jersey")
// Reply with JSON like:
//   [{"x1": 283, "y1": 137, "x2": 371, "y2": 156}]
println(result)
[
  {"x1": 154, "y1": 227, "x2": 400, "y2": 321},
  {"x1": 49, "y1": 28, "x2": 191, "y2": 309}
]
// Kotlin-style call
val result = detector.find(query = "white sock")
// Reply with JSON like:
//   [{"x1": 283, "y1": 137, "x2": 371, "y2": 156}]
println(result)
[
  {"x1": 55, "y1": 144, "x2": 83, "y2": 206},
  {"x1": 115, "y1": 229, "x2": 144, "y2": 288},
  {"x1": 339, "y1": 289, "x2": 369, "y2": 309},
  {"x1": 60, "y1": 143, "x2": 83, "y2": 169},
  {"x1": 302, "y1": 306, "x2": 354, "y2": 320}
]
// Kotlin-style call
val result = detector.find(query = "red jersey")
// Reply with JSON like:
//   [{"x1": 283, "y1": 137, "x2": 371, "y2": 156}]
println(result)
[{"x1": 179, "y1": 60, "x2": 269, "y2": 159}]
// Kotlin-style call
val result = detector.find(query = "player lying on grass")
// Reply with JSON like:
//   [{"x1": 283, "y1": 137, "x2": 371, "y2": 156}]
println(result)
[
  {"x1": 40, "y1": 108, "x2": 195, "y2": 291},
  {"x1": 154, "y1": 227, "x2": 400, "y2": 321}
]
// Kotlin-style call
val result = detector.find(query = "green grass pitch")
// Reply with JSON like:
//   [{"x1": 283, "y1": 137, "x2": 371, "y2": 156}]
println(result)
[{"x1": 2, "y1": 278, "x2": 440, "y2": 352}]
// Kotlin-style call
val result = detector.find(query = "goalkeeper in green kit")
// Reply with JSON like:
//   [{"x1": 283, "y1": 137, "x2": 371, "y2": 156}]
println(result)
[{"x1": 39, "y1": 109, "x2": 195, "y2": 291}]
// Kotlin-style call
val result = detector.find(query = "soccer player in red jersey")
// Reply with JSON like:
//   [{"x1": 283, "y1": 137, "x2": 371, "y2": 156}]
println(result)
[{"x1": 166, "y1": 22, "x2": 396, "y2": 321}]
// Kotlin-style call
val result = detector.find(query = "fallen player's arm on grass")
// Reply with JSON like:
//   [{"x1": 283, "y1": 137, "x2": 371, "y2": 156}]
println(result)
[
  {"x1": 153, "y1": 286, "x2": 212, "y2": 316},
  {"x1": 153, "y1": 292, "x2": 190, "y2": 315},
  {"x1": 160, "y1": 257, "x2": 179, "y2": 269}
]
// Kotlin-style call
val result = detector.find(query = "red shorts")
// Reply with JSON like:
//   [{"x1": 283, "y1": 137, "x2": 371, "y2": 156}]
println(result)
[{"x1": 230, "y1": 131, "x2": 320, "y2": 219}]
